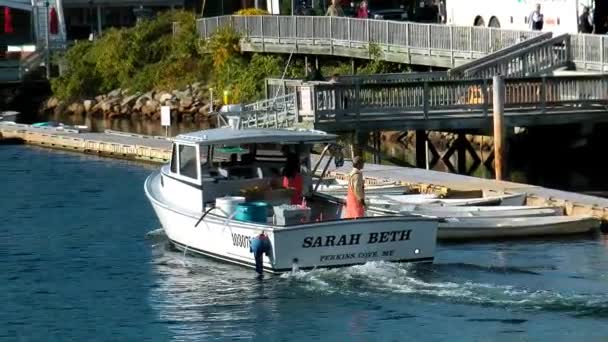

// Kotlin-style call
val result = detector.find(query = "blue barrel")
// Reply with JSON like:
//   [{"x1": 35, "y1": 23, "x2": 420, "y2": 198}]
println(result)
[{"x1": 234, "y1": 202, "x2": 268, "y2": 223}]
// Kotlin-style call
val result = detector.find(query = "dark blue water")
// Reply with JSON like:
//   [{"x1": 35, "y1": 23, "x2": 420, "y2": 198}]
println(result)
[{"x1": 3, "y1": 145, "x2": 608, "y2": 341}]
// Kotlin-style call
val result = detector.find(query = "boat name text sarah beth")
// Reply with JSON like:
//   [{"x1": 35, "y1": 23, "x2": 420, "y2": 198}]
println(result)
[{"x1": 302, "y1": 229, "x2": 412, "y2": 248}]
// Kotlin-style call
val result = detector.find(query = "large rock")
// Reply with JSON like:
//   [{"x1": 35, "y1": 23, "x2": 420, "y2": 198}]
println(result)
[
  {"x1": 100, "y1": 98, "x2": 119, "y2": 112},
  {"x1": 142, "y1": 99, "x2": 159, "y2": 116},
  {"x1": 140, "y1": 91, "x2": 154, "y2": 101},
  {"x1": 95, "y1": 95, "x2": 105, "y2": 102},
  {"x1": 108, "y1": 88, "x2": 122, "y2": 98},
  {"x1": 173, "y1": 89, "x2": 191, "y2": 100},
  {"x1": 46, "y1": 97, "x2": 59, "y2": 109},
  {"x1": 121, "y1": 94, "x2": 140, "y2": 107},
  {"x1": 107, "y1": 88, "x2": 122, "y2": 98},
  {"x1": 120, "y1": 105, "x2": 129, "y2": 115},
  {"x1": 133, "y1": 97, "x2": 147, "y2": 111},
  {"x1": 68, "y1": 102, "x2": 85, "y2": 116},
  {"x1": 83, "y1": 99, "x2": 96, "y2": 112},
  {"x1": 159, "y1": 92, "x2": 173, "y2": 103},
  {"x1": 199, "y1": 104, "x2": 211, "y2": 114},
  {"x1": 180, "y1": 96, "x2": 193, "y2": 109}
]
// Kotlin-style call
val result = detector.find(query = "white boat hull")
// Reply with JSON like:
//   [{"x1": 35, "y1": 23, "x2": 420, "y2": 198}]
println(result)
[
  {"x1": 146, "y1": 172, "x2": 438, "y2": 273},
  {"x1": 438, "y1": 216, "x2": 600, "y2": 240},
  {"x1": 402, "y1": 205, "x2": 564, "y2": 218}
]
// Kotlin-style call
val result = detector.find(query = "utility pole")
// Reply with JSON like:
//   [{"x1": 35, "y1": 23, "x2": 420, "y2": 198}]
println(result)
[{"x1": 45, "y1": 0, "x2": 50, "y2": 79}]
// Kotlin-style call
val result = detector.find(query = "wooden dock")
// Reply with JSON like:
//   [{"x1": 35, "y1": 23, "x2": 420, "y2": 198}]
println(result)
[
  {"x1": 0, "y1": 123, "x2": 171, "y2": 163},
  {"x1": 2, "y1": 122, "x2": 608, "y2": 223}
]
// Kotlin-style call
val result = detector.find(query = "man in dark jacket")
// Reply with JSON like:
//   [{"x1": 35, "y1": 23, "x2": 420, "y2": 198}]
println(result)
[{"x1": 579, "y1": 6, "x2": 594, "y2": 34}]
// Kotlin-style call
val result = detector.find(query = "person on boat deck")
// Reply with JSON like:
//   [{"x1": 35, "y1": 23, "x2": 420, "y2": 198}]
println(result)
[
  {"x1": 282, "y1": 153, "x2": 304, "y2": 205},
  {"x1": 345, "y1": 156, "x2": 365, "y2": 219}
]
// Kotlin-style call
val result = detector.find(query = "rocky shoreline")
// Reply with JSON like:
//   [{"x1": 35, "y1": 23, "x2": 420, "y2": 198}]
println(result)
[{"x1": 43, "y1": 83, "x2": 216, "y2": 123}]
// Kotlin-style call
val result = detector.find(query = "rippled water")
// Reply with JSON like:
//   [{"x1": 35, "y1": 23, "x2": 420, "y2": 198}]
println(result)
[{"x1": 3, "y1": 145, "x2": 608, "y2": 341}]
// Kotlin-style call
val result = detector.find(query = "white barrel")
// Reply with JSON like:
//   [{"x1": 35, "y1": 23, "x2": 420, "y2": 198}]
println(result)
[{"x1": 215, "y1": 196, "x2": 246, "y2": 217}]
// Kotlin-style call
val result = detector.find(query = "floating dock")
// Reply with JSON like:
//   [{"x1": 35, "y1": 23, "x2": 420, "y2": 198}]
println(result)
[{"x1": 2, "y1": 122, "x2": 608, "y2": 223}]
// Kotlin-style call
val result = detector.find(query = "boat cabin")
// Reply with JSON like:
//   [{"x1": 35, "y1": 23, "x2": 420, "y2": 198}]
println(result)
[{"x1": 160, "y1": 127, "x2": 337, "y2": 213}]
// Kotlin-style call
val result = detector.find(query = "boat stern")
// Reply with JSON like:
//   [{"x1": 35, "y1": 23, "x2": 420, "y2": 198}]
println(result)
[{"x1": 270, "y1": 216, "x2": 437, "y2": 271}]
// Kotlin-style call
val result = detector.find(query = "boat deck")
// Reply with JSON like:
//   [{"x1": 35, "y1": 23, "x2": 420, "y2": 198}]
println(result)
[{"x1": 2, "y1": 122, "x2": 608, "y2": 221}]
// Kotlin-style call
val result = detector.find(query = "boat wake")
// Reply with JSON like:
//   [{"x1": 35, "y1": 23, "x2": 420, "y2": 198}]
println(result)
[{"x1": 281, "y1": 261, "x2": 608, "y2": 317}]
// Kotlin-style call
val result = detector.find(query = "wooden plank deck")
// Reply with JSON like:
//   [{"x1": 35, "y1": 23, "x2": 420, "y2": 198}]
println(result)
[
  {"x1": 0, "y1": 123, "x2": 172, "y2": 163},
  {"x1": 3, "y1": 122, "x2": 608, "y2": 222}
]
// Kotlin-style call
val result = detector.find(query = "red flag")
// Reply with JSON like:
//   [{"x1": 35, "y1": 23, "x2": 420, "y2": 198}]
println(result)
[
  {"x1": 49, "y1": 7, "x2": 58, "y2": 35},
  {"x1": 4, "y1": 7, "x2": 14, "y2": 34}
]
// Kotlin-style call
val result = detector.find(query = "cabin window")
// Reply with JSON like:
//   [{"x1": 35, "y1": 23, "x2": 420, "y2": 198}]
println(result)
[
  {"x1": 170, "y1": 144, "x2": 178, "y2": 173},
  {"x1": 200, "y1": 145, "x2": 210, "y2": 167},
  {"x1": 178, "y1": 145, "x2": 198, "y2": 179}
]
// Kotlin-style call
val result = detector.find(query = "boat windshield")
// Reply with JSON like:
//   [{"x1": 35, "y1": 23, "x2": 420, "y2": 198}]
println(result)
[{"x1": 198, "y1": 142, "x2": 313, "y2": 181}]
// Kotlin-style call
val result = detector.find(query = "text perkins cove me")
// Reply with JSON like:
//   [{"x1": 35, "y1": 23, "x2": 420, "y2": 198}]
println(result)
[{"x1": 302, "y1": 230, "x2": 412, "y2": 248}]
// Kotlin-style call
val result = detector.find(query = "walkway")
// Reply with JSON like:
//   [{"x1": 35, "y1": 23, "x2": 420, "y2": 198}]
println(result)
[
  {"x1": 197, "y1": 15, "x2": 608, "y2": 72},
  {"x1": 229, "y1": 74, "x2": 608, "y2": 133}
]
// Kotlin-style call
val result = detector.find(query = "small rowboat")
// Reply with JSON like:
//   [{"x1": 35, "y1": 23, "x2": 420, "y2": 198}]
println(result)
[
  {"x1": 437, "y1": 215, "x2": 600, "y2": 240},
  {"x1": 400, "y1": 205, "x2": 564, "y2": 218}
]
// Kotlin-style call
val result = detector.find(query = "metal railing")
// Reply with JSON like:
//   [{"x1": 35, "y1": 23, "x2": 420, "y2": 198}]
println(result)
[
  {"x1": 265, "y1": 72, "x2": 449, "y2": 99},
  {"x1": 448, "y1": 32, "x2": 554, "y2": 76},
  {"x1": 197, "y1": 15, "x2": 541, "y2": 67},
  {"x1": 225, "y1": 93, "x2": 299, "y2": 129},
  {"x1": 308, "y1": 75, "x2": 608, "y2": 122},
  {"x1": 454, "y1": 34, "x2": 571, "y2": 79},
  {"x1": 570, "y1": 34, "x2": 608, "y2": 71},
  {"x1": 195, "y1": 15, "x2": 608, "y2": 72}
]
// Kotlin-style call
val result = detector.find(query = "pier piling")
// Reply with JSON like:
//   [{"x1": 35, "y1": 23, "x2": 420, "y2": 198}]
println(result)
[{"x1": 493, "y1": 75, "x2": 507, "y2": 181}]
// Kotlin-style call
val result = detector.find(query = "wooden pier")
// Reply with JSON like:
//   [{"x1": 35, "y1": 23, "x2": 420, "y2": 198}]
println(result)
[
  {"x1": 0, "y1": 123, "x2": 171, "y2": 163},
  {"x1": 2, "y1": 122, "x2": 608, "y2": 223}
]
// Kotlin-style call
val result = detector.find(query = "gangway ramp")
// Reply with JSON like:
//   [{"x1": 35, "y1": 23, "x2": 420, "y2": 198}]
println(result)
[{"x1": 448, "y1": 33, "x2": 571, "y2": 79}]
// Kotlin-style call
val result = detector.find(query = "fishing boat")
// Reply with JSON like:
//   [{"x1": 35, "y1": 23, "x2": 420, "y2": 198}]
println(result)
[
  {"x1": 436, "y1": 215, "x2": 601, "y2": 240},
  {"x1": 144, "y1": 126, "x2": 438, "y2": 274}
]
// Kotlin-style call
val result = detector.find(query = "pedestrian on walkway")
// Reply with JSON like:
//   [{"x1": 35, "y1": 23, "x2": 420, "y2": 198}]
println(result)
[
  {"x1": 356, "y1": 1, "x2": 369, "y2": 19},
  {"x1": 326, "y1": 0, "x2": 345, "y2": 17},
  {"x1": 528, "y1": 3, "x2": 544, "y2": 31},
  {"x1": 579, "y1": 6, "x2": 594, "y2": 34}
]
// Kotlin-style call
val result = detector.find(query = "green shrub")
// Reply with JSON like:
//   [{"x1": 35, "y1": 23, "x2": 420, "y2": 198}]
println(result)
[{"x1": 52, "y1": 10, "x2": 206, "y2": 100}]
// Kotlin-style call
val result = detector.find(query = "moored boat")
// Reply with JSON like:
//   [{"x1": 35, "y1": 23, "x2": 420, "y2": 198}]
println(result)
[
  {"x1": 0, "y1": 111, "x2": 19, "y2": 122},
  {"x1": 331, "y1": 192, "x2": 526, "y2": 211},
  {"x1": 144, "y1": 127, "x2": 438, "y2": 274},
  {"x1": 399, "y1": 205, "x2": 564, "y2": 218},
  {"x1": 437, "y1": 215, "x2": 600, "y2": 240}
]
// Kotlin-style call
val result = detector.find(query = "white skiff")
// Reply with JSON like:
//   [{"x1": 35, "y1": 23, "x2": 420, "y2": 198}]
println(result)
[{"x1": 437, "y1": 215, "x2": 600, "y2": 240}]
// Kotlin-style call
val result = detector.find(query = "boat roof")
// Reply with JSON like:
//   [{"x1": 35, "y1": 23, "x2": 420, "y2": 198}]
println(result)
[{"x1": 174, "y1": 127, "x2": 337, "y2": 145}]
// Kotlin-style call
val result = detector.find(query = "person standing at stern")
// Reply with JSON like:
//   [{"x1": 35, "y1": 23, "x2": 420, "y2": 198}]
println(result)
[{"x1": 345, "y1": 156, "x2": 366, "y2": 219}]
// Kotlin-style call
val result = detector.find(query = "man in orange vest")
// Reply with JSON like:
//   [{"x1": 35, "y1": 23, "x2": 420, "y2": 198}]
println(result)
[{"x1": 345, "y1": 156, "x2": 366, "y2": 219}]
